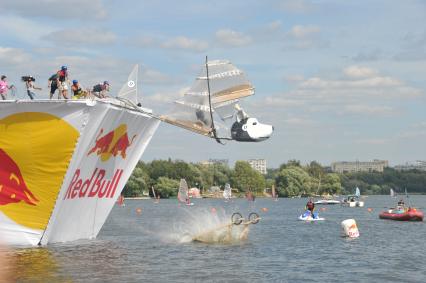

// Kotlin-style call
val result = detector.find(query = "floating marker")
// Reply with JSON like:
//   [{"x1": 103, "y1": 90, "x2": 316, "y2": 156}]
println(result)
[
  {"x1": 261, "y1": 207, "x2": 268, "y2": 212},
  {"x1": 341, "y1": 219, "x2": 359, "y2": 238},
  {"x1": 367, "y1": 208, "x2": 373, "y2": 212},
  {"x1": 136, "y1": 208, "x2": 142, "y2": 215},
  {"x1": 211, "y1": 207, "x2": 217, "y2": 214}
]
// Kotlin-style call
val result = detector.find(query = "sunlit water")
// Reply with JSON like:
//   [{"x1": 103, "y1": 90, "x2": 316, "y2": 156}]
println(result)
[{"x1": 5, "y1": 196, "x2": 426, "y2": 282}]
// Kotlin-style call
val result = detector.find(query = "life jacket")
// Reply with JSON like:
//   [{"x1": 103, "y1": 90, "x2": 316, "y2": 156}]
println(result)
[
  {"x1": 57, "y1": 70, "x2": 67, "y2": 82},
  {"x1": 72, "y1": 85, "x2": 82, "y2": 96}
]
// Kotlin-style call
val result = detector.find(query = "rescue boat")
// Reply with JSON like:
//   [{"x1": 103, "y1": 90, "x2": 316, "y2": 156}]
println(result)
[{"x1": 379, "y1": 208, "x2": 424, "y2": 221}]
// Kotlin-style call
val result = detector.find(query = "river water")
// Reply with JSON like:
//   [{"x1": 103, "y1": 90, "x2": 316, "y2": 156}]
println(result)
[{"x1": 6, "y1": 196, "x2": 426, "y2": 282}]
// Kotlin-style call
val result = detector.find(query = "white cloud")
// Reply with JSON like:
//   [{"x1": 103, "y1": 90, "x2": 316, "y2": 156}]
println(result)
[
  {"x1": 0, "y1": 16, "x2": 54, "y2": 44},
  {"x1": 132, "y1": 35, "x2": 208, "y2": 52},
  {"x1": 0, "y1": 47, "x2": 31, "y2": 65},
  {"x1": 1, "y1": 0, "x2": 107, "y2": 20},
  {"x1": 215, "y1": 29, "x2": 252, "y2": 47},
  {"x1": 279, "y1": 0, "x2": 313, "y2": 13},
  {"x1": 288, "y1": 25, "x2": 320, "y2": 39},
  {"x1": 343, "y1": 105, "x2": 395, "y2": 115},
  {"x1": 343, "y1": 66, "x2": 378, "y2": 79},
  {"x1": 355, "y1": 138, "x2": 389, "y2": 145},
  {"x1": 43, "y1": 28, "x2": 117, "y2": 47},
  {"x1": 300, "y1": 76, "x2": 402, "y2": 89},
  {"x1": 161, "y1": 36, "x2": 208, "y2": 52}
]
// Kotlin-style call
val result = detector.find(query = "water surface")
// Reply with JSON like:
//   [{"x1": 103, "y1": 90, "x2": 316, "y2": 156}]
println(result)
[{"x1": 7, "y1": 196, "x2": 426, "y2": 282}]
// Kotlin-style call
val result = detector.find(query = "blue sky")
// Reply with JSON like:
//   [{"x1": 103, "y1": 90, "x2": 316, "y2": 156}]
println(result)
[{"x1": 1, "y1": 0, "x2": 425, "y2": 167}]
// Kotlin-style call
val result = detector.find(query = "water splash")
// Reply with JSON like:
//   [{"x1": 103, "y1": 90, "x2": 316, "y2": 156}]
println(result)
[{"x1": 161, "y1": 207, "x2": 252, "y2": 244}]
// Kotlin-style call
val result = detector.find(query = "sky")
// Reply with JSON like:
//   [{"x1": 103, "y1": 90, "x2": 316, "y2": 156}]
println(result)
[{"x1": 1, "y1": 0, "x2": 425, "y2": 168}]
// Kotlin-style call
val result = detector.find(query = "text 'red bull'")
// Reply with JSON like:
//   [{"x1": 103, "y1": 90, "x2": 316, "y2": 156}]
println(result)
[
  {"x1": 63, "y1": 168, "x2": 123, "y2": 200},
  {"x1": 0, "y1": 148, "x2": 38, "y2": 206},
  {"x1": 87, "y1": 124, "x2": 136, "y2": 162}
]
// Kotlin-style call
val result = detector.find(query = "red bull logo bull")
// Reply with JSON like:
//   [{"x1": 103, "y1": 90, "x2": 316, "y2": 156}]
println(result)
[
  {"x1": 0, "y1": 149, "x2": 38, "y2": 206},
  {"x1": 87, "y1": 124, "x2": 136, "y2": 162}
]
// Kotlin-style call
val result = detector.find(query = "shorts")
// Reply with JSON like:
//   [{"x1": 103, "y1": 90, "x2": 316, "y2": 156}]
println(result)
[
  {"x1": 50, "y1": 84, "x2": 58, "y2": 94},
  {"x1": 59, "y1": 82, "x2": 68, "y2": 91}
]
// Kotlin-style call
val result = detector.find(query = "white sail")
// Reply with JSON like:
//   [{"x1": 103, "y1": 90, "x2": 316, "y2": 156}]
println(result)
[
  {"x1": 151, "y1": 186, "x2": 157, "y2": 199},
  {"x1": 118, "y1": 64, "x2": 139, "y2": 105},
  {"x1": 178, "y1": 179, "x2": 189, "y2": 203},
  {"x1": 161, "y1": 60, "x2": 254, "y2": 139},
  {"x1": 355, "y1": 187, "x2": 360, "y2": 197},
  {"x1": 223, "y1": 183, "x2": 232, "y2": 199},
  {"x1": 390, "y1": 188, "x2": 395, "y2": 197},
  {"x1": 272, "y1": 184, "x2": 277, "y2": 198}
]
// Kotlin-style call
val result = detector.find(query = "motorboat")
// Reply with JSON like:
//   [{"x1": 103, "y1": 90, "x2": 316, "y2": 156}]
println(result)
[
  {"x1": 314, "y1": 199, "x2": 340, "y2": 205},
  {"x1": 379, "y1": 207, "x2": 424, "y2": 221}
]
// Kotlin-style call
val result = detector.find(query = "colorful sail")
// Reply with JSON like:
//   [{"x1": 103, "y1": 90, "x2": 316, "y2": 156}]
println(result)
[{"x1": 178, "y1": 179, "x2": 189, "y2": 203}]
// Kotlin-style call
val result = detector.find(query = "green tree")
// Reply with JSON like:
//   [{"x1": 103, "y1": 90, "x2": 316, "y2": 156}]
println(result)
[
  {"x1": 230, "y1": 161, "x2": 265, "y2": 193},
  {"x1": 276, "y1": 166, "x2": 312, "y2": 197},
  {"x1": 155, "y1": 177, "x2": 180, "y2": 198},
  {"x1": 123, "y1": 166, "x2": 149, "y2": 197}
]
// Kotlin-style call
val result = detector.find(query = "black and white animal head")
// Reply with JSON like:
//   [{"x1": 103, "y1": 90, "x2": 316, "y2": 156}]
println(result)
[{"x1": 231, "y1": 117, "x2": 273, "y2": 142}]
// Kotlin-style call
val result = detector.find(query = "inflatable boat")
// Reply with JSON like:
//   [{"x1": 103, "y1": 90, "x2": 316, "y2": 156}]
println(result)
[{"x1": 379, "y1": 208, "x2": 424, "y2": 221}]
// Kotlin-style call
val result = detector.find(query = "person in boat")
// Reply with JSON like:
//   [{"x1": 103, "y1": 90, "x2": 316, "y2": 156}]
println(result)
[
  {"x1": 306, "y1": 199, "x2": 315, "y2": 217},
  {"x1": 71, "y1": 80, "x2": 88, "y2": 99},
  {"x1": 92, "y1": 81, "x2": 110, "y2": 98},
  {"x1": 22, "y1": 76, "x2": 42, "y2": 100},
  {"x1": 0, "y1": 75, "x2": 14, "y2": 100}
]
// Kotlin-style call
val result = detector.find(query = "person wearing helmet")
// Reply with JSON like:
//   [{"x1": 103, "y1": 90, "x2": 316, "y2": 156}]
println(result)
[
  {"x1": 71, "y1": 79, "x2": 88, "y2": 99},
  {"x1": 0, "y1": 75, "x2": 14, "y2": 100},
  {"x1": 57, "y1": 66, "x2": 70, "y2": 99},
  {"x1": 92, "y1": 81, "x2": 110, "y2": 98}
]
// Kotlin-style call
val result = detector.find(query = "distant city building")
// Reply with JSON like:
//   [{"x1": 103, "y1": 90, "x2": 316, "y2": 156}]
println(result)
[
  {"x1": 248, "y1": 159, "x2": 267, "y2": 174},
  {"x1": 200, "y1": 159, "x2": 229, "y2": 167},
  {"x1": 331, "y1": 159, "x2": 389, "y2": 173},
  {"x1": 394, "y1": 161, "x2": 426, "y2": 171}
]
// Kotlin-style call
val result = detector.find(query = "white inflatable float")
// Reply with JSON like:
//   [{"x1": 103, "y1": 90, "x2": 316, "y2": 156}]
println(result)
[{"x1": 341, "y1": 219, "x2": 359, "y2": 238}]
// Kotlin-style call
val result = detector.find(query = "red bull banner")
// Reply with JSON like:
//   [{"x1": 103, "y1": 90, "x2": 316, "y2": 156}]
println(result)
[{"x1": 0, "y1": 100, "x2": 160, "y2": 246}]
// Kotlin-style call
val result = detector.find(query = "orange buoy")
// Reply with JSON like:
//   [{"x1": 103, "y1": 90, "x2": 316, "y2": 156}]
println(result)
[
  {"x1": 211, "y1": 207, "x2": 217, "y2": 214},
  {"x1": 320, "y1": 207, "x2": 327, "y2": 212},
  {"x1": 136, "y1": 208, "x2": 142, "y2": 215},
  {"x1": 261, "y1": 207, "x2": 268, "y2": 212},
  {"x1": 367, "y1": 208, "x2": 373, "y2": 212}
]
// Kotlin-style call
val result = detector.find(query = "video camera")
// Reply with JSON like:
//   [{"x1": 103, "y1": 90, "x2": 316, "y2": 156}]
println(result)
[{"x1": 21, "y1": 76, "x2": 36, "y2": 82}]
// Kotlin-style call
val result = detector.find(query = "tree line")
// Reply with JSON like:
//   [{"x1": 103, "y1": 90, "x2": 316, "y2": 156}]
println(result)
[{"x1": 122, "y1": 159, "x2": 426, "y2": 198}]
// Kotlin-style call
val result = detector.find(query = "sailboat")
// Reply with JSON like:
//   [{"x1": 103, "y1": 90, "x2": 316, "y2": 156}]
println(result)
[
  {"x1": 178, "y1": 179, "x2": 193, "y2": 206},
  {"x1": 223, "y1": 183, "x2": 232, "y2": 201},
  {"x1": 151, "y1": 186, "x2": 160, "y2": 203},
  {"x1": 117, "y1": 195, "x2": 125, "y2": 207},
  {"x1": 390, "y1": 188, "x2": 396, "y2": 198},
  {"x1": 271, "y1": 184, "x2": 278, "y2": 201}
]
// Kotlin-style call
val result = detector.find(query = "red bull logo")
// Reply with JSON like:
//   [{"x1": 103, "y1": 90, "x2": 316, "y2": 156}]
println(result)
[
  {"x1": 87, "y1": 124, "x2": 136, "y2": 162},
  {"x1": 0, "y1": 149, "x2": 38, "y2": 206},
  {"x1": 63, "y1": 168, "x2": 123, "y2": 200}
]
